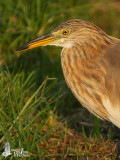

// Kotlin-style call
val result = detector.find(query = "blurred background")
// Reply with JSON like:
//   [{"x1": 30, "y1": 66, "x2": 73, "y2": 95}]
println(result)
[{"x1": 0, "y1": 0, "x2": 120, "y2": 159}]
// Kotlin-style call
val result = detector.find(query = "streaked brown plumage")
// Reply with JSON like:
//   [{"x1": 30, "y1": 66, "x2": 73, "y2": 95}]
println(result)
[{"x1": 17, "y1": 19, "x2": 120, "y2": 127}]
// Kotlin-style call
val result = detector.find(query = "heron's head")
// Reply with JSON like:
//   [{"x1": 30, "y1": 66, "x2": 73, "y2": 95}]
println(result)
[{"x1": 16, "y1": 19, "x2": 107, "y2": 52}]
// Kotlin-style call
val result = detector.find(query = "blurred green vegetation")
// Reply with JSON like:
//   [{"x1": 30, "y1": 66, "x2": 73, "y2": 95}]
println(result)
[{"x1": 0, "y1": 0, "x2": 120, "y2": 159}]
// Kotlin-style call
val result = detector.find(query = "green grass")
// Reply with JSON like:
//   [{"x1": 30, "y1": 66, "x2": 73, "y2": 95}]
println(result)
[
  {"x1": 0, "y1": 0, "x2": 120, "y2": 159},
  {"x1": 0, "y1": 70, "x2": 60, "y2": 159}
]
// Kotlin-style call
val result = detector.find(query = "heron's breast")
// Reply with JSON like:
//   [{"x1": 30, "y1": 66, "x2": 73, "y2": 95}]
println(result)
[
  {"x1": 61, "y1": 48, "x2": 109, "y2": 120},
  {"x1": 61, "y1": 51, "x2": 94, "y2": 106}
]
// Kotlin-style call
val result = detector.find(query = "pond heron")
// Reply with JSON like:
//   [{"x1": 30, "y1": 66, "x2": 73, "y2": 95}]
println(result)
[{"x1": 17, "y1": 19, "x2": 120, "y2": 128}]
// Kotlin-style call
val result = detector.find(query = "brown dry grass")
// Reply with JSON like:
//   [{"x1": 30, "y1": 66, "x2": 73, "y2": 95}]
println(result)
[{"x1": 39, "y1": 119, "x2": 116, "y2": 160}]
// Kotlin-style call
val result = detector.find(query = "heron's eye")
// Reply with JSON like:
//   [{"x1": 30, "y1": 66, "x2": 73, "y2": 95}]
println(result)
[{"x1": 63, "y1": 29, "x2": 69, "y2": 35}]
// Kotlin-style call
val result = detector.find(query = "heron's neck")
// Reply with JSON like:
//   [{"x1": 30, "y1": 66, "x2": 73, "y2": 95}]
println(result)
[{"x1": 74, "y1": 35, "x2": 119, "y2": 61}]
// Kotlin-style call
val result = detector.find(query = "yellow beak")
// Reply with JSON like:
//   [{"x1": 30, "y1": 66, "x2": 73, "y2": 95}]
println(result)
[{"x1": 16, "y1": 33, "x2": 59, "y2": 52}]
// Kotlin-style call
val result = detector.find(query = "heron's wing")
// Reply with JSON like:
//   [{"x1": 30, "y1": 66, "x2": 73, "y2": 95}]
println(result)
[{"x1": 102, "y1": 43, "x2": 120, "y2": 110}]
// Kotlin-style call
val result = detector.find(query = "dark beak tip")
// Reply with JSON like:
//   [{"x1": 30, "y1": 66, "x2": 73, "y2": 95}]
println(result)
[
  {"x1": 16, "y1": 33, "x2": 52, "y2": 52},
  {"x1": 16, "y1": 48, "x2": 20, "y2": 52},
  {"x1": 16, "y1": 45, "x2": 29, "y2": 52}
]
